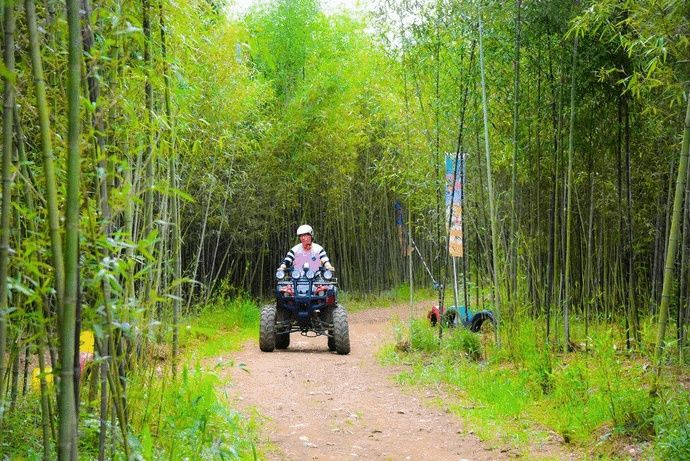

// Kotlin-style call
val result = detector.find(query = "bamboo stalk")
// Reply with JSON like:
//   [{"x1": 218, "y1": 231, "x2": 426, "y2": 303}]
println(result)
[
  {"x1": 58, "y1": 0, "x2": 84, "y2": 457},
  {"x1": 0, "y1": 0, "x2": 17, "y2": 432},
  {"x1": 564, "y1": 29, "x2": 578, "y2": 352},
  {"x1": 25, "y1": 0, "x2": 66, "y2": 317},
  {"x1": 478, "y1": 3, "x2": 501, "y2": 344},
  {"x1": 652, "y1": 93, "x2": 690, "y2": 395}
]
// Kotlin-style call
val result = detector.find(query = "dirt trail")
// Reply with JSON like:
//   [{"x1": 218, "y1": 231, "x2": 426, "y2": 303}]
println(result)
[{"x1": 219, "y1": 306, "x2": 539, "y2": 460}]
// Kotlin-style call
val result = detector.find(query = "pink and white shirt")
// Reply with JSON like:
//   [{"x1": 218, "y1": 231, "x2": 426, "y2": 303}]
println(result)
[{"x1": 282, "y1": 243, "x2": 330, "y2": 271}]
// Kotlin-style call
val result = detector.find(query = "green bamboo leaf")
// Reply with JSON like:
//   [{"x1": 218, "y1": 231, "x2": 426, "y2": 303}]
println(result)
[{"x1": 0, "y1": 61, "x2": 16, "y2": 84}]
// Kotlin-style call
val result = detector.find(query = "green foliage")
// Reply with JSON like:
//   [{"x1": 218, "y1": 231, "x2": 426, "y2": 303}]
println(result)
[
  {"x1": 655, "y1": 390, "x2": 690, "y2": 461},
  {"x1": 180, "y1": 294, "x2": 259, "y2": 359},
  {"x1": 409, "y1": 319, "x2": 440, "y2": 353},
  {"x1": 386, "y1": 316, "x2": 661, "y2": 453},
  {"x1": 127, "y1": 365, "x2": 258, "y2": 460}
]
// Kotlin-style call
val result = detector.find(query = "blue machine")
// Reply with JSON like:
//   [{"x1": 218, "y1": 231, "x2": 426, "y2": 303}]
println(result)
[{"x1": 446, "y1": 305, "x2": 495, "y2": 332}]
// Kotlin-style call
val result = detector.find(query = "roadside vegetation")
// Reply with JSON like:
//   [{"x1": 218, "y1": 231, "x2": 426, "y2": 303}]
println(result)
[
  {"x1": 2, "y1": 294, "x2": 260, "y2": 460},
  {"x1": 381, "y1": 300, "x2": 690, "y2": 459},
  {"x1": 1, "y1": 0, "x2": 689, "y2": 458}
]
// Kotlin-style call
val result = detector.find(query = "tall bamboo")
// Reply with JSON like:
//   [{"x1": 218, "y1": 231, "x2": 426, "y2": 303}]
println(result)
[
  {"x1": 25, "y1": 0, "x2": 65, "y2": 316},
  {"x1": 142, "y1": 0, "x2": 156, "y2": 309},
  {"x1": 79, "y1": 1, "x2": 116, "y2": 457},
  {"x1": 509, "y1": 0, "x2": 522, "y2": 310},
  {"x1": 564, "y1": 31, "x2": 578, "y2": 352},
  {"x1": 624, "y1": 100, "x2": 640, "y2": 345},
  {"x1": 652, "y1": 93, "x2": 690, "y2": 394},
  {"x1": 15, "y1": 104, "x2": 54, "y2": 460},
  {"x1": 0, "y1": 0, "x2": 17, "y2": 431},
  {"x1": 478, "y1": 3, "x2": 501, "y2": 343},
  {"x1": 59, "y1": 0, "x2": 84, "y2": 457}
]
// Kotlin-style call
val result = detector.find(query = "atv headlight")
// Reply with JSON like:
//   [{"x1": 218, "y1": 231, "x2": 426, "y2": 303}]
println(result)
[
  {"x1": 322, "y1": 269, "x2": 333, "y2": 281},
  {"x1": 306, "y1": 270, "x2": 315, "y2": 280},
  {"x1": 276, "y1": 269, "x2": 285, "y2": 280},
  {"x1": 291, "y1": 269, "x2": 301, "y2": 279}
]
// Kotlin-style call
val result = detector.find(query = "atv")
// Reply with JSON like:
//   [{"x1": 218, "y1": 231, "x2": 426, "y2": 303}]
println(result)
[{"x1": 259, "y1": 263, "x2": 350, "y2": 355}]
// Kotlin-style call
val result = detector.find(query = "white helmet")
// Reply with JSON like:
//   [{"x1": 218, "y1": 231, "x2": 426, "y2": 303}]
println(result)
[{"x1": 296, "y1": 224, "x2": 313, "y2": 236}]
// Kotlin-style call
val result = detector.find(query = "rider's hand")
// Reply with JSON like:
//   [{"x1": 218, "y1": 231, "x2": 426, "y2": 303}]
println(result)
[
  {"x1": 278, "y1": 264, "x2": 287, "y2": 271},
  {"x1": 324, "y1": 262, "x2": 335, "y2": 271}
]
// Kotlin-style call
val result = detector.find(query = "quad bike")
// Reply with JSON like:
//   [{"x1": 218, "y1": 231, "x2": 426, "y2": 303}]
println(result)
[{"x1": 260, "y1": 263, "x2": 350, "y2": 355}]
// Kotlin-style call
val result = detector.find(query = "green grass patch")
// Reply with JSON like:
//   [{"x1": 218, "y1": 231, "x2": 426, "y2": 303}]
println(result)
[
  {"x1": 382, "y1": 317, "x2": 689, "y2": 458},
  {"x1": 339, "y1": 283, "x2": 439, "y2": 312},
  {"x1": 2, "y1": 294, "x2": 261, "y2": 460},
  {"x1": 126, "y1": 364, "x2": 259, "y2": 460},
  {"x1": 179, "y1": 295, "x2": 259, "y2": 360}
]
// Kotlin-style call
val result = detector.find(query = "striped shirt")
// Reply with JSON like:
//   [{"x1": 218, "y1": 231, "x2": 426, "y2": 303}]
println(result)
[{"x1": 282, "y1": 243, "x2": 330, "y2": 271}]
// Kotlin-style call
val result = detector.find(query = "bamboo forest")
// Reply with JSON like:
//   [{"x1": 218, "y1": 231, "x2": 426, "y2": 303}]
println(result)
[{"x1": 1, "y1": 0, "x2": 689, "y2": 459}]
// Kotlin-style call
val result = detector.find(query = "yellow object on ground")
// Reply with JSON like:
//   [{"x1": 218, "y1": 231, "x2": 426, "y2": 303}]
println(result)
[
  {"x1": 31, "y1": 366, "x2": 53, "y2": 392},
  {"x1": 80, "y1": 330, "x2": 95, "y2": 353}
]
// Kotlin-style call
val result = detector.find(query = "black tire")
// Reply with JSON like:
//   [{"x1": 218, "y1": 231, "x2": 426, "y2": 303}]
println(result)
[
  {"x1": 327, "y1": 330, "x2": 336, "y2": 351},
  {"x1": 332, "y1": 305, "x2": 350, "y2": 355},
  {"x1": 276, "y1": 332, "x2": 290, "y2": 349},
  {"x1": 275, "y1": 307, "x2": 290, "y2": 349},
  {"x1": 259, "y1": 305, "x2": 277, "y2": 352}
]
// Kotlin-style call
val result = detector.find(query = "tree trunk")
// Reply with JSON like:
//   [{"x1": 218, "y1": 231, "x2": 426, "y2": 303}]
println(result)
[
  {"x1": 509, "y1": 0, "x2": 522, "y2": 310},
  {"x1": 652, "y1": 93, "x2": 690, "y2": 395},
  {"x1": 624, "y1": 97, "x2": 640, "y2": 346},
  {"x1": 0, "y1": 0, "x2": 16, "y2": 431},
  {"x1": 564, "y1": 30, "x2": 578, "y2": 352},
  {"x1": 25, "y1": 0, "x2": 66, "y2": 317},
  {"x1": 58, "y1": 0, "x2": 83, "y2": 457},
  {"x1": 478, "y1": 4, "x2": 501, "y2": 344}
]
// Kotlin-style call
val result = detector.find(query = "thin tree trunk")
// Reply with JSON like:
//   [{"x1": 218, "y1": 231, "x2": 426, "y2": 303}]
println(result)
[
  {"x1": 172, "y1": 156, "x2": 182, "y2": 378},
  {"x1": 0, "y1": 0, "x2": 16, "y2": 431},
  {"x1": 187, "y1": 190, "x2": 212, "y2": 310},
  {"x1": 679, "y1": 149, "x2": 690, "y2": 359},
  {"x1": 564, "y1": 29, "x2": 578, "y2": 352},
  {"x1": 25, "y1": 0, "x2": 65, "y2": 318},
  {"x1": 22, "y1": 343, "x2": 29, "y2": 396},
  {"x1": 652, "y1": 93, "x2": 690, "y2": 395},
  {"x1": 478, "y1": 4, "x2": 501, "y2": 344},
  {"x1": 624, "y1": 98, "x2": 640, "y2": 346},
  {"x1": 79, "y1": 2, "x2": 119, "y2": 456},
  {"x1": 37, "y1": 336, "x2": 53, "y2": 460},
  {"x1": 58, "y1": 0, "x2": 83, "y2": 457},
  {"x1": 585, "y1": 151, "x2": 595, "y2": 349},
  {"x1": 509, "y1": 0, "x2": 522, "y2": 310},
  {"x1": 10, "y1": 339, "x2": 20, "y2": 411}
]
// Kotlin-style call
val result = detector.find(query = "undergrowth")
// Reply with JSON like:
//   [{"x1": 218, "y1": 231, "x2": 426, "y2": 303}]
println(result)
[
  {"x1": 3, "y1": 294, "x2": 260, "y2": 460},
  {"x1": 339, "y1": 283, "x2": 438, "y2": 312},
  {"x1": 381, "y1": 317, "x2": 690, "y2": 458}
]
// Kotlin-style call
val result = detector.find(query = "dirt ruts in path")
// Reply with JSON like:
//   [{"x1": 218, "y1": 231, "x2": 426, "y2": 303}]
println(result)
[{"x1": 220, "y1": 305, "x2": 513, "y2": 460}]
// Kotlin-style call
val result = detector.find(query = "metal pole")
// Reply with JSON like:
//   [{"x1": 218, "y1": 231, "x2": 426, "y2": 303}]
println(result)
[
  {"x1": 452, "y1": 256, "x2": 459, "y2": 310},
  {"x1": 408, "y1": 204, "x2": 414, "y2": 339},
  {"x1": 461, "y1": 152, "x2": 471, "y2": 322}
]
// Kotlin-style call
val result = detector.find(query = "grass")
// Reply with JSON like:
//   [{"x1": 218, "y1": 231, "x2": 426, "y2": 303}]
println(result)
[
  {"x1": 2, "y1": 294, "x2": 261, "y2": 460},
  {"x1": 179, "y1": 295, "x2": 259, "y2": 360},
  {"x1": 124, "y1": 294, "x2": 261, "y2": 460},
  {"x1": 339, "y1": 283, "x2": 439, "y2": 312},
  {"x1": 380, "y1": 316, "x2": 690, "y2": 459}
]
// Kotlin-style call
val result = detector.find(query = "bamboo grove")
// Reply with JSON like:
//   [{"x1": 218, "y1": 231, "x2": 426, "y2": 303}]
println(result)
[{"x1": 0, "y1": 0, "x2": 689, "y2": 458}]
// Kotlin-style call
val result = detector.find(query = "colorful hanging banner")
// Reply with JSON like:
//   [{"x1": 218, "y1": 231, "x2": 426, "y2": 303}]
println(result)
[{"x1": 445, "y1": 154, "x2": 464, "y2": 257}]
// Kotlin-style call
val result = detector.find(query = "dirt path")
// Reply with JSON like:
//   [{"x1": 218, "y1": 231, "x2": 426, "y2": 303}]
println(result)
[{"x1": 219, "y1": 305, "x2": 563, "y2": 460}]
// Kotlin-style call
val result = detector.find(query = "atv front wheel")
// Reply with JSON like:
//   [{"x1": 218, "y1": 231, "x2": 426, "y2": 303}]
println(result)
[
  {"x1": 276, "y1": 331, "x2": 290, "y2": 349},
  {"x1": 327, "y1": 329, "x2": 336, "y2": 351},
  {"x1": 275, "y1": 307, "x2": 290, "y2": 349},
  {"x1": 332, "y1": 305, "x2": 350, "y2": 355},
  {"x1": 259, "y1": 305, "x2": 277, "y2": 352}
]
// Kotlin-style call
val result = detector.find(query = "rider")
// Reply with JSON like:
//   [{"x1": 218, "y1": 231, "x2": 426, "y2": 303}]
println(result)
[{"x1": 278, "y1": 224, "x2": 335, "y2": 272}]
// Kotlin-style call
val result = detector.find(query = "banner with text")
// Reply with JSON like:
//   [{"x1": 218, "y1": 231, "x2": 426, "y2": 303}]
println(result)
[{"x1": 445, "y1": 154, "x2": 464, "y2": 257}]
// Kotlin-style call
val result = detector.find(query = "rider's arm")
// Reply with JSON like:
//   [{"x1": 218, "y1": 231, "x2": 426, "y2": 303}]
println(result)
[
  {"x1": 279, "y1": 248, "x2": 295, "y2": 270},
  {"x1": 318, "y1": 247, "x2": 334, "y2": 271}
]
